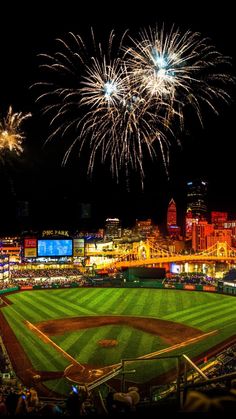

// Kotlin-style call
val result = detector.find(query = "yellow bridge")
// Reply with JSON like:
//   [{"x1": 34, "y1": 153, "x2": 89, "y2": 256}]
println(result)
[{"x1": 90, "y1": 241, "x2": 236, "y2": 269}]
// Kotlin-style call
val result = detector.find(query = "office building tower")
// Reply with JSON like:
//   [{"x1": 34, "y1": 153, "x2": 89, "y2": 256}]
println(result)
[
  {"x1": 105, "y1": 218, "x2": 121, "y2": 239},
  {"x1": 167, "y1": 199, "x2": 177, "y2": 227},
  {"x1": 186, "y1": 179, "x2": 208, "y2": 218}
]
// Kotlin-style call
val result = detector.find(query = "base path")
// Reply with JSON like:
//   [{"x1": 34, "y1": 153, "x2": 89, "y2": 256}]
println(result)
[{"x1": 35, "y1": 315, "x2": 202, "y2": 345}]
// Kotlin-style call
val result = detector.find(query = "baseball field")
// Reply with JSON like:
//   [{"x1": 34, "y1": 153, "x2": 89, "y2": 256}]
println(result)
[{"x1": 1, "y1": 288, "x2": 236, "y2": 396}]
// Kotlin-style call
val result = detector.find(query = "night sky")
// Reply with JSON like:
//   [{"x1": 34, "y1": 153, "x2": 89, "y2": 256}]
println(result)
[{"x1": 0, "y1": 1, "x2": 235, "y2": 234}]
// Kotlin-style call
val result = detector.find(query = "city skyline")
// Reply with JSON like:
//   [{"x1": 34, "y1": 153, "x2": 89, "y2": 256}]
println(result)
[{"x1": 0, "y1": 2, "x2": 235, "y2": 234}]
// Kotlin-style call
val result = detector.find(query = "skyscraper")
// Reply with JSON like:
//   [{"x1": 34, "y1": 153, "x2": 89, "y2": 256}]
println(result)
[
  {"x1": 167, "y1": 199, "x2": 181, "y2": 238},
  {"x1": 186, "y1": 180, "x2": 208, "y2": 218},
  {"x1": 105, "y1": 218, "x2": 121, "y2": 240},
  {"x1": 167, "y1": 199, "x2": 177, "y2": 227}
]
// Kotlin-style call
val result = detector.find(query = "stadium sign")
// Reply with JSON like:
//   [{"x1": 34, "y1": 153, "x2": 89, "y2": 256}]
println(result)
[{"x1": 42, "y1": 230, "x2": 69, "y2": 237}]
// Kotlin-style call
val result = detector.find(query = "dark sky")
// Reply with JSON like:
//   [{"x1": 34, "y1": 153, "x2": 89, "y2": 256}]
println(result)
[{"x1": 0, "y1": 1, "x2": 235, "y2": 234}]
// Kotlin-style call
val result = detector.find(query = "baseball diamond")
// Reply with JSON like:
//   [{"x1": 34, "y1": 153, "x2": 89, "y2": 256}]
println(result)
[{"x1": 1, "y1": 288, "x2": 236, "y2": 396}]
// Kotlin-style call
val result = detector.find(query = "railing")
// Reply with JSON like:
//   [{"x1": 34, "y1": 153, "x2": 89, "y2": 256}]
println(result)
[
  {"x1": 183, "y1": 370, "x2": 236, "y2": 390},
  {"x1": 89, "y1": 353, "x2": 226, "y2": 409},
  {"x1": 40, "y1": 353, "x2": 236, "y2": 413},
  {"x1": 87, "y1": 365, "x2": 123, "y2": 392}
]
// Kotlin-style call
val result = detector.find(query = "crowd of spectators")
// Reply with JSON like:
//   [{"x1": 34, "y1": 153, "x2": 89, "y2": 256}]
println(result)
[
  {"x1": 0, "y1": 344, "x2": 11, "y2": 377},
  {"x1": 0, "y1": 267, "x2": 91, "y2": 291},
  {"x1": 10, "y1": 267, "x2": 83, "y2": 279},
  {"x1": 165, "y1": 274, "x2": 217, "y2": 286},
  {"x1": 207, "y1": 344, "x2": 236, "y2": 378}
]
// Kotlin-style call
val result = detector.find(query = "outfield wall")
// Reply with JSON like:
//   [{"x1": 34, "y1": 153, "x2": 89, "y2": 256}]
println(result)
[
  {"x1": 0, "y1": 287, "x2": 19, "y2": 295},
  {"x1": 2, "y1": 282, "x2": 236, "y2": 296}
]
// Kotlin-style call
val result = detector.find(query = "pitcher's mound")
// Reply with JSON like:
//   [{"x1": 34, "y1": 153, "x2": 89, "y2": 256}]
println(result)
[{"x1": 98, "y1": 339, "x2": 118, "y2": 347}]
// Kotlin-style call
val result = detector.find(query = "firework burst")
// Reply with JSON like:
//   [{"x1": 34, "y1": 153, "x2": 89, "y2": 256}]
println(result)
[
  {"x1": 34, "y1": 25, "x2": 234, "y2": 185},
  {"x1": 0, "y1": 106, "x2": 31, "y2": 157},
  {"x1": 34, "y1": 30, "x2": 172, "y2": 184},
  {"x1": 124, "y1": 25, "x2": 234, "y2": 127}
]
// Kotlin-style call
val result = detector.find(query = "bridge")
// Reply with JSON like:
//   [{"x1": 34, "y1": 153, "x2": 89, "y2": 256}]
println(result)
[{"x1": 95, "y1": 241, "x2": 236, "y2": 269}]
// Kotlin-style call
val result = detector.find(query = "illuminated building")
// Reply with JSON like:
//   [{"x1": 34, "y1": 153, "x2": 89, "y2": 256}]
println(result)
[
  {"x1": 224, "y1": 220, "x2": 236, "y2": 246},
  {"x1": 211, "y1": 211, "x2": 228, "y2": 228},
  {"x1": 166, "y1": 199, "x2": 181, "y2": 238},
  {"x1": 0, "y1": 254, "x2": 10, "y2": 280},
  {"x1": 206, "y1": 228, "x2": 232, "y2": 248},
  {"x1": 185, "y1": 208, "x2": 196, "y2": 239},
  {"x1": 167, "y1": 199, "x2": 177, "y2": 226},
  {"x1": 135, "y1": 219, "x2": 153, "y2": 238},
  {"x1": 186, "y1": 179, "x2": 208, "y2": 218},
  {"x1": 105, "y1": 218, "x2": 121, "y2": 239},
  {"x1": 192, "y1": 220, "x2": 214, "y2": 251}
]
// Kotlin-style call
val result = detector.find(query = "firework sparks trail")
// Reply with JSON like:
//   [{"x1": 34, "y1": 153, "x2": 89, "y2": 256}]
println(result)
[
  {"x1": 0, "y1": 106, "x2": 31, "y2": 156},
  {"x1": 33, "y1": 26, "x2": 234, "y2": 185},
  {"x1": 124, "y1": 25, "x2": 234, "y2": 127}
]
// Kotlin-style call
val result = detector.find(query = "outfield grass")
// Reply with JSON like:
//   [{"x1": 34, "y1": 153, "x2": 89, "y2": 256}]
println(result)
[{"x1": 2, "y1": 288, "x2": 236, "y2": 393}]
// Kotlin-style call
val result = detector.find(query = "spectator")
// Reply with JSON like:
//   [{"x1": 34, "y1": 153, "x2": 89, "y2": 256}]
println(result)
[
  {"x1": 182, "y1": 389, "x2": 236, "y2": 412},
  {"x1": 27, "y1": 387, "x2": 39, "y2": 413},
  {"x1": 66, "y1": 385, "x2": 88, "y2": 416},
  {"x1": 107, "y1": 386, "x2": 140, "y2": 413},
  {"x1": 0, "y1": 394, "x2": 7, "y2": 415}
]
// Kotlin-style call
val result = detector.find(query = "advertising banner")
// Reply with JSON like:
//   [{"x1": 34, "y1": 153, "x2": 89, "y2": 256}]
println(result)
[
  {"x1": 203, "y1": 285, "x2": 216, "y2": 292},
  {"x1": 24, "y1": 248, "x2": 37, "y2": 258},
  {"x1": 24, "y1": 239, "x2": 37, "y2": 248},
  {"x1": 183, "y1": 284, "x2": 196, "y2": 290},
  {"x1": 73, "y1": 238, "x2": 85, "y2": 257}
]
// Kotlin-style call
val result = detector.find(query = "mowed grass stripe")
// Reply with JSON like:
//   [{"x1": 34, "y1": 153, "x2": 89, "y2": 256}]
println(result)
[
  {"x1": 37, "y1": 292, "x2": 96, "y2": 317},
  {"x1": 109, "y1": 289, "x2": 145, "y2": 315},
  {"x1": 135, "y1": 329, "x2": 161, "y2": 358},
  {"x1": 3, "y1": 310, "x2": 67, "y2": 371},
  {"x1": 65, "y1": 288, "x2": 99, "y2": 305},
  {"x1": 6, "y1": 291, "x2": 64, "y2": 320},
  {"x1": 86, "y1": 325, "x2": 123, "y2": 365},
  {"x1": 122, "y1": 289, "x2": 149, "y2": 314},
  {"x1": 25, "y1": 332, "x2": 68, "y2": 371},
  {"x1": 22, "y1": 294, "x2": 71, "y2": 320},
  {"x1": 72, "y1": 288, "x2": 115, "y2": 307},
  {"x1": 104, "y1": 326, "x2": 136, "y2": 364},
  {"x1": 65, "y1": 328, "x2": 100, "y2": 360},
  {"x1": 36, "y1": 292, "x2": 96, "y2": 316},
  {"x1": 148, "y1": 289, "x2": 162, "y2": 317},
  {"x1": 168, "y1": 299, "x2": 235, "y2": 326},
  {"x1": 163, "y1": 297, "x2": 219, "y2": 319},
  {"x1": 55, "y1": 288, "x2": 87, "y2": 302},
  {"x1": 63, "y1": 287, "x2": 100, "y2": 304},
  {"x1": 66, "y1": 288, "x2": 116, "y2": 314},
  {"x1": 126, "y1": 290, "x2": 151, "y2": 315},
  {"x1": 117, "y1": 327, "x2": 154, "y2": 361},
  {"x1": 189, "y1": 304, "x2": 236, "y2": 328},
  {"x1": 32, "y1": 294, "x2": 78, "y2": 318},
  {"x1": 67, "y1": 328, "x2": 114, "y2": 363},
  {"x1": 54, "y1": 328, "x2": 94, "y2": 353},
  {"x1": 47, "y1": 292, "x2": 97, "y2": 315},
  {"x1": 85, "y1": 288, "x2": 128, "y2": 314},
  {"x1": 163, "y1": 298, "x2": 231, "y2": 322},
  {"x1": 104, "y1": 289, "x2": 139, "y2": 316},
  {"x1": 139, "y1": 289, "x2": 157, "y2": 317},
  {"x1": 3, "y1": 295, "x2": 57, "y2": 323},
  {"x1": 84, "y1": 288, "x2": 126, "y2": 312},
  {"x1": 194, "y1": 309, "x2": 236, "y2": 330},
  {"x1": 129, "y1": 328, "x2": 153, "y2": 359}
]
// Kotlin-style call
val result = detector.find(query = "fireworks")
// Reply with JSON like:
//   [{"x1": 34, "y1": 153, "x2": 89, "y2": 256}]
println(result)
[
  {"x1": 124, "y1": 25, "x2": 233, "y2": 127},
  {"x1": 34, "y1": 26, "x2": 234, "y2": 184},
  {"x1": 0, "y1": 106, "x2": 31, "y2": 156},
  {"x1": 77, "y1": 49, "x2": 172, "y2": 181}
]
